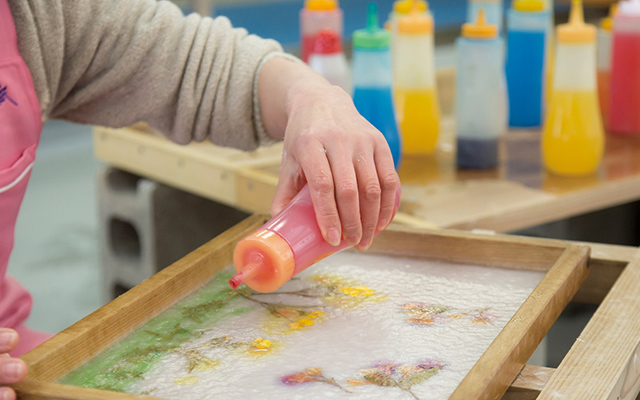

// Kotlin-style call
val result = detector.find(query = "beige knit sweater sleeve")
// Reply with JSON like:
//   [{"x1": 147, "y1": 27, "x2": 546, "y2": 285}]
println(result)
[{"x1": 10, "y1": 0, "x2": 286, "y2": 150}]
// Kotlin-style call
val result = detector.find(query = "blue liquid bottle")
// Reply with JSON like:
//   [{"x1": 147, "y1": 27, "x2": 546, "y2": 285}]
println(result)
[
  {"x1": 456, "y1": 9, "x2": 507, "y2": 169},
  {"x1": 352, "y1": 2, "x2": 402, "y2": 168},
  {"x1": 506, "y1": 0, "x2": 550, "y2": 127}
]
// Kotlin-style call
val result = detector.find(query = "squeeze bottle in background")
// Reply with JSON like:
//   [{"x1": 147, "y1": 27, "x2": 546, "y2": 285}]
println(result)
[
  {"x1": 308, "y1": 29, "x2": 351, "y2": 93},
  {"x1": 467, "y1": 0, "x2": 504, "y2": 32},
  {"x1": 352, "y1": 2, "x2": 402, "y2": 168},
  {"x1": 455, "y1": 9, "x2": 507, "y2": 169},
  {"x1": 388, "y1": 0, "x2": 429, "y2": 30},
  {"x1": 230, "y1": 185, "x2": 401, "y2": 293},
  {"x1": 300, "y1": 0, "x2": 343, "y2": 63},
  {"x1": 542, "y1": 0, "x2": 555, "y2": 106},
  {"x1": 597, "y1": 4, "x2": 617, "y2": 125},
  {"x1": 542, "y1": 0, "x2": 604, "y2": 176},
  {"x1": 388, "y1": 0, "x2": 429, "y2": 74},
  {"x1": 394, "y1": 0, "x2": 440, "y2": 155},
  {"x1": 608, "y1": 0, "x2": 640, "y2": 135},
  {"x1": 505, "y1": 0, "x2": 550, "y2": 128}
]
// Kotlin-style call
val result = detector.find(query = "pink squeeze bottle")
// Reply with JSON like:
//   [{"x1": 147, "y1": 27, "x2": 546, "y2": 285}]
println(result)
[{"x1": 229, "y1": 185, "x2": 401, "y2": 293}]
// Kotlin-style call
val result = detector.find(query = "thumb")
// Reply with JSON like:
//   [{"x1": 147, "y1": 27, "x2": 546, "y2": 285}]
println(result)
[{"x1": 271, "y1": 172, "x2": 306, "y2": 216}]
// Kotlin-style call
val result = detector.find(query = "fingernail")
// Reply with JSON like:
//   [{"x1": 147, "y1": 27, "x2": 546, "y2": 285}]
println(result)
[
  {"x1": 327, "y1": 228, "x2": 341, "y2": 246},
  {"x1": 3, "y1": 361, "x2": 23, "y2": 380},
  {"x1": 0, "y1": 332, "x2": 16, "y2": 347},
  {"x1": 346, "y1": 235, "x2": 360, "y2": 246}
]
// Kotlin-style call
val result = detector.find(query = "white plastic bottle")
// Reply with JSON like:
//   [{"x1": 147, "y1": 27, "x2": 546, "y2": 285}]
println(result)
[
  {"x1": 300, "y1": 0, "x2": 343, "y2": 63},
  {"x1": 308, "y1": 29, "x2": 351, "y2": 93},
  {"x1": 467, "y1": 0, "x2": 504, "y2": 32},
  {"x1": 456, "y1": 9, "x2": 507, "y2": 169}
]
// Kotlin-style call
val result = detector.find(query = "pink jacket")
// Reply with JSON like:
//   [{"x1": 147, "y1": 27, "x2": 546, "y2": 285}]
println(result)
[{"x1": 0, "y1": 0, "x2": 52, "y2": 355}]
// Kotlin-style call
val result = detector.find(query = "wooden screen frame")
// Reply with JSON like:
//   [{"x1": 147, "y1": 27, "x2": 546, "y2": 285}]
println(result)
[{"x1": 13, "y1": 215, "x2": 589, "y2": 400}]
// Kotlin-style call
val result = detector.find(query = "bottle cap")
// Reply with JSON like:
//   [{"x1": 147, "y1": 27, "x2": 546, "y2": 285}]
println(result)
[
  {"x1": 513, "y1": 0, "x2": 545, "y2": 12},
  {"x1": 557, "y1": 0, "x2": 596, "y2": 43},
  {"x1": 305, "y1": 0, "x2": 338, "y2": 11},
  {"x1": 394, "y1": 0, "x2": 428, "y2": 14},
  {"x1": 618, "y1": 0, "x2": 640, "y2": 16},
  {"x1": 313, "y1": 29, "x2": 343, "y2": 54},
  {"x1": 600, "y1": 4, "x2": 618, "y2": 30},
  {"x1": 462, "y1": 8, "x2": 498, "y2": 39},
  {"x1": 231, "y1": 230, "x2": 295, "y2": 293},
  {"x1": 353, "y1": 2, "x2": 391, "y2": 49},
  {"x1": 398, "y1": 0, "x2": 434, "y2": 34}
]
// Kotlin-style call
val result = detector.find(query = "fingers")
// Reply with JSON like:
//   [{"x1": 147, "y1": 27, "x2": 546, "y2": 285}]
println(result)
[
  {"x1": 0, "y1": 330, "x2": 17, "y2": 354},
  {"x1": 298, "y1": 137, "x2": 342, "y2": 246},
  {"x1": 0, "y1": 356, "x2": 27, "y2": 385},
  {"x1": 354, "y1": 155, "x2": 380, "y2": 251},
  {"x1": 0, "y1": 387, "x2": 16, "y2": 400},
  {"x1": 326, "y1": 150, "x2": 361, "y2": 247},
  {"x1": 0, "y1": 329, "x2": 28, "y2": 388},
  {"x1": 271, "y1": 157, "x2": 305, "y2": 216},
  {"x1": 374, "y1": 143, "x2": 401, "y2": 232}
]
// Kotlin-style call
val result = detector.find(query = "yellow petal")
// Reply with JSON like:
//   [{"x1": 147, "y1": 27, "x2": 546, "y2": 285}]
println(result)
[{"x1": 175, "y1": 376, "x2": 198, "y2": 385}]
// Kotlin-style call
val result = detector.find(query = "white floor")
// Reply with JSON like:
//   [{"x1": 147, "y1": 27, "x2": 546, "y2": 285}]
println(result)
[{"x1": 8, "y1": 121, "x2": 104, "y2": 335}]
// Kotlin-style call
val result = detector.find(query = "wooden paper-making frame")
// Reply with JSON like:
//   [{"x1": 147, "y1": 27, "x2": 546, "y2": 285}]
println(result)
[{"x1": 13, "y1": 215, "x2": 589, "y2": 400}]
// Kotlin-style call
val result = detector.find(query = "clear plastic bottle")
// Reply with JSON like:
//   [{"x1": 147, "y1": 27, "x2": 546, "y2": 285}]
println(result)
[
  {"x1": 456, "y1": 9, "x2": 507, "y2": 169},
  {"x1": 352, "y1": 2, "x2": 402, "y2": 168},
  {"x1": 542, "y1": 0, "x2": 604, "y2": 176},
  {"x1": 300, "y1": 0, "x2": 343, "y2": 63},
  {"x1": 597, "y1": 4, "x2": 616, "y2": 125},
  {"x1": 387, "y1": 0, "x2": 429, "y2": 32},
  {"x1": 230, "y1": 185, "x2": 400, "y2": 293},
  {"x1": 609, "y1": 0, "x2": 640, "y2": 135},
  {"x1": 394, "y1": 0, "x2": 440, "y2": 154},
  {"x1": 308, "y1": 29, "x2": 351, "y2": 93},
  {"x1": 467, "y1": 0, "x2": 504, "y2": 32},
  {"x1": 506, "y1": 0, "x2": 550, "y2": 128}
]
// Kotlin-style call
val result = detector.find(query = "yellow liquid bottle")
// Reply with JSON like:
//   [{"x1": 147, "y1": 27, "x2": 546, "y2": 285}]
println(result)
[
  {"x1": 393, "y1": 1, "x2": 440, "y2": 155},
  {"x1": 542, "y1": 0, "x2": 604, "y2": 176},
  {"x1": 395, "y1": 88, "x2": 440, "y2": 153}
]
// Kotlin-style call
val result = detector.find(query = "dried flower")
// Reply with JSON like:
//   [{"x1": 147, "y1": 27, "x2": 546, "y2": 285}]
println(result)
[
  {"x1": 174, "y1": 376, "x2": 198, "y2": 385},
  {"x1": 339, "y1": 286, "x2": 374, "y2": 297}
]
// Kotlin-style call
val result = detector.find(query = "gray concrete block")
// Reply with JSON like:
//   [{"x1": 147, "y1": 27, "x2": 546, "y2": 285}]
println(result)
[{"x1": 97, "y1": 167, "x2": 249, "y2": 301}]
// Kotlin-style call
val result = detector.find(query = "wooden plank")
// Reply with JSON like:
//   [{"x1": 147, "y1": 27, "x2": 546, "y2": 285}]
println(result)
[
  {"x1": 451, "y1": 245, "x2": 590, "y2": 399},
  {"x1": 235, "y1": 168, "x2": 279, "y2": 214},
  {"x1": 20, "y1": 215, "x2": 267, "y2": 383},
  {"x1": 93, "y1": 127, "x2": 283, "y2": 211},
  {"x1": 370, "y1": 226, "x2": 568, "y2": 271},
  {"x1": 503, "y1": 365, "x2": 556, "y2": 400},
  {"x1": 12, "y1": 380, "x2": 157, "y2": 400},
  {"x1": 447, "y1": 177, "x2": 640, "y2": 233},
  {"x1": 538, "y1": 253, "x2": 640, "y2": 400}
]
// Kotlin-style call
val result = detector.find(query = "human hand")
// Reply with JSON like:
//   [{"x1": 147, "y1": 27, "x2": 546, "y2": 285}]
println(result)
[
  {"x1": 0, "y1": 329, "x2": 27, "y2": 400},
  {"x1": 271, "y1": 83, "x2": 399, "y2": 251}
]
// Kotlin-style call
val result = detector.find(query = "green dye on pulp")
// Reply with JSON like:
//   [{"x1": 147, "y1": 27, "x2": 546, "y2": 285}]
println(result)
[{"x1": 59, "y1": 269, "x2": 252, "y2": 393}]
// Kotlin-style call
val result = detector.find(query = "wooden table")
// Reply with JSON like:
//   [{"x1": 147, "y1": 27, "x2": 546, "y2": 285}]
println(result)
[{"x1": 93, "y1": 117, "x2": 640, "y2": 233}]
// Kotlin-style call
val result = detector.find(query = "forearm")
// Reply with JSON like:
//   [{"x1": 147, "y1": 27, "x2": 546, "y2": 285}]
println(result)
[
  {"x1": 13, "y1": 0, "x2": 282, "y2": 150},
  {"x1": 257, "y1": 56, "x2": 343, "y2": 140}
]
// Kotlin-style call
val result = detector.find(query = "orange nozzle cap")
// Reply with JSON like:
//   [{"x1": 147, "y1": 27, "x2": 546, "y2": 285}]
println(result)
[
  {"x1": 305, "y1": 0, "x2": 338, "y2": 11},
  {"x1": 232, "y1": 230, "x2": 295, "y2": 293},
  {"x1": 394, "y1": 0, "x2": 428, "y2": 14},
  {"x1": 462, "y1": 8, "x2": 498, "y2": 39},
  {"x1": 557, "y1": 0, "x2": 596, "y2": 43},
  {"x1": 600, "y1": 3, "x2": 618, "y2": 30},
  {"x1": 398, "y1": 0, "x2": 433, "y2": 34},
  {"x1": 513, "y1": 0, "x2": 545, "y2": 12}
]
